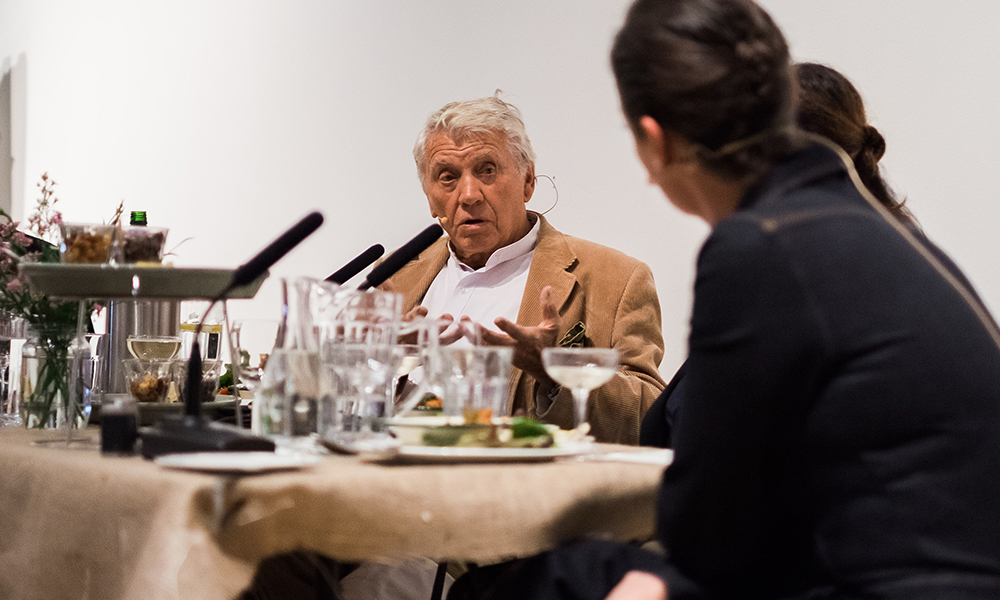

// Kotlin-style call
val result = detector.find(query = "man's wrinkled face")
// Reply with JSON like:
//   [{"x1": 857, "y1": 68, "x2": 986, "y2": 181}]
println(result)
[{"x1": 422, "y1": 131, "x2": 535, "y2": 270}]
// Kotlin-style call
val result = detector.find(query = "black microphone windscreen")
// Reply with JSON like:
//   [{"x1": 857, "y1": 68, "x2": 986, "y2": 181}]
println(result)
[
  {"x1": 230, "y1": 211, "x2": 324, "y2": 289},
  {"x1": 184, "y1": 341, "x2": 203, "y2": 418},
  {"x1": 325, "y1": 244, "x2": 385, "y2": 284},
  {"x1": 359, "y1": 224, "x2": 443, "y2": 290}
]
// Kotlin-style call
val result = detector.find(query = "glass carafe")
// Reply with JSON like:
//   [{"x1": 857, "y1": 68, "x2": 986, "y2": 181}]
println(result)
[{"x1": 255, "y1": 278, "x2": 320, "y2": 443}]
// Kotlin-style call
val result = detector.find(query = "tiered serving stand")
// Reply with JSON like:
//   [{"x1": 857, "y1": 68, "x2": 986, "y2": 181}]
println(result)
[{"x1": 18, "y1": 263, "x2": 267, "y2": 441}]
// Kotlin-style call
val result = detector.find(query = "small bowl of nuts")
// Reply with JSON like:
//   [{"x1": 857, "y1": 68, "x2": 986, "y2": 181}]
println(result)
[
  {"x1": 121, "y1": 226, "x2": 169, "y2": 264},
  {"x1": 59, "y1": 223, "x2": 117, "y2": 264},
  {"x1": 123, "y1": 358, "x2": 174, "y2": 403},
  {"x1": 171, "y1": 358, "x2": 223, "y2": 405}
]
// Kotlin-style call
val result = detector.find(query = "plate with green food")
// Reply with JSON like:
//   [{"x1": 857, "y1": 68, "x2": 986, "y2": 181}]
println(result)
[{"x1": 390, "y1": 417, "x2": 589, "y2": 463}]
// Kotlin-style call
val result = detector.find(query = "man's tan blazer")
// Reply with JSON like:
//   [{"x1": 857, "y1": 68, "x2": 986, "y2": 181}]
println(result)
[{"x1": 385, "y1": 213, "x2": 666, "y2": 444}]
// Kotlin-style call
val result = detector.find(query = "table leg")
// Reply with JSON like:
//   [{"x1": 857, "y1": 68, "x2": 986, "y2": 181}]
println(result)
[{"x1": 431, "y1": 562, "x2": 448, "y2": 600}]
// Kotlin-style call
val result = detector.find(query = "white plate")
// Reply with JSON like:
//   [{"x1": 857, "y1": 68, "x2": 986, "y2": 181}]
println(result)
[
  {"x1": 589, "y1": 449, "x2": 674, "y2": 466},
  {"x1": 387, "y1": 417, "x2": 561, "y2": 446},
  {"x1": 155, "y1": 451, "x2": 323, "y2": 474},
  {"x1": 389, "y1": 443, "x2": 589, "y2": 464},
  {"x1": 388, "y1": 416, "x2": 461, "y2": 429}
]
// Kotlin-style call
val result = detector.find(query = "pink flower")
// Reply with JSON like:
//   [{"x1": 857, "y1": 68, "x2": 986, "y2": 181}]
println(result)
[{"x1": 6, "y1": 279, "x2": 23, "y2": 293}]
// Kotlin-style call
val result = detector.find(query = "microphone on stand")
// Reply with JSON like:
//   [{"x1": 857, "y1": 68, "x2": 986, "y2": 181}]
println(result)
[
  {"x1": 358, "y1": 224, "x2": 443, "y2": 291},
  {"x1": 141, "y1": 211, "x2": 325, "y2": 458},
  {"x1": 226, "y1": 211, "x2": 326, "y2": 294},
  {"x1": 325, "y1": 244, "x2": 385, "y2": 285},
  {"x1": 185, "y1": 211, "x2": 325, "y2": 419}
]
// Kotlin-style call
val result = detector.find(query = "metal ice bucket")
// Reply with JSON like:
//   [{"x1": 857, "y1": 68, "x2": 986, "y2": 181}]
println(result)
[{"x1": 103, "y1": 299, "x2": 181, "y2": 394}]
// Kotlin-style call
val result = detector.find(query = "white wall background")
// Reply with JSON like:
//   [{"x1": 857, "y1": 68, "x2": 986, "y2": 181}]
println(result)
[{"x1": 1, "y1": 0, "x2": 998, "y2": 378}]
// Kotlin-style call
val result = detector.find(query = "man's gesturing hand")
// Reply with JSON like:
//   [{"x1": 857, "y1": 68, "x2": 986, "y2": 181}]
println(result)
[{"x1": 480, "y1": 286, "x2": 561, "y2": 386}]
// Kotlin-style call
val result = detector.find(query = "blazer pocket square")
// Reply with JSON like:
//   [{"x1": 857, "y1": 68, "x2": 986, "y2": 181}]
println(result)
[{"x1": 559, "y1": 322, "x2": 587, "y2": 348}]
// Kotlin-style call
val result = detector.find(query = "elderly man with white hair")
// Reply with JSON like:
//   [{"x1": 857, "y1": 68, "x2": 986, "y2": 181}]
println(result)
[
  {"x1": 237, "y1": 94, "x2": 668, "y2": 600},
  {"x1": 387, "y1": 93, "x2": 666, "y2": 444}
]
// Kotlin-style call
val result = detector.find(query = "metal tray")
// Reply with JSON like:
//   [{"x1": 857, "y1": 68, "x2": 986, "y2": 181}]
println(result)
[
  {"x1": 90, "y1": 397, "x2": 240, "y2": 426},
  {"x1": 19, "y1": 264, "x2": 267, "y2": 300}
]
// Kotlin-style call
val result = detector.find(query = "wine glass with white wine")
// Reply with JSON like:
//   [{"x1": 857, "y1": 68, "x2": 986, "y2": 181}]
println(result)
[{"x1": 541, "y1": 347, "x2": 620, "y2": 436}]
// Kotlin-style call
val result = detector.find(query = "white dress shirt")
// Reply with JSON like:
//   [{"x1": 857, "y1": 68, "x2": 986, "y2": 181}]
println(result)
[{"x1": 421, "y1": 217, "x2": 540, "y2": 347}]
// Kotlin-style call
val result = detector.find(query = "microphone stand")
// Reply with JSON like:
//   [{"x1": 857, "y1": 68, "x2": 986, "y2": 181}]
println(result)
[
  {"x1": 139, "y1": 211, "x2": 324, "y2": 458},
  {"x1": 139, "y1": 297, "x2": 277, "y2": 458}
]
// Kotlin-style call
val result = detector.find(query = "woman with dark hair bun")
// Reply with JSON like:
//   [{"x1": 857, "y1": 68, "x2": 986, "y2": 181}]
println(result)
[
  {"x1": 639, "y1": 63, "x2": 930, "y2": 449},
  {"x1": 793, "y1": 62, "x2": 913, "y2": 223},
  {"x1": 450, "y1": 0, "x2": 1000, "y2": 599}
]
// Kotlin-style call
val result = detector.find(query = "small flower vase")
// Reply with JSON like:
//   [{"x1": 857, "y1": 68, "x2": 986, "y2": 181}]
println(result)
[{"x1": 19, "y1": 324, "x2": 92, "y2": 430}]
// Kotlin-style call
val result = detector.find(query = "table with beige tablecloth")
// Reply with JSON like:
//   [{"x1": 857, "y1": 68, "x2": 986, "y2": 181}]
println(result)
[{"x1": 0, "y1": 428, "x2": 663, "y2": 600}]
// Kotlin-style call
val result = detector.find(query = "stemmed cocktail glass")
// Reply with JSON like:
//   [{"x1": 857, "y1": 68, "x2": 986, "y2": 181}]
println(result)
[{"x1": 541, "y1": 347, "x2": 619, "y2": 435}]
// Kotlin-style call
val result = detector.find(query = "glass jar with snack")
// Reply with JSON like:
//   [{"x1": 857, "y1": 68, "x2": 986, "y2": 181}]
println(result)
[
  {"x1": 122, "y1": 358, "x2": 173, "y2": 403},
  {"x1": 121, "y1": 226, "x2": 168, "y2": 264},
  {"x1": 59, "y1": 223, "x2": 117, "y2": 264}
]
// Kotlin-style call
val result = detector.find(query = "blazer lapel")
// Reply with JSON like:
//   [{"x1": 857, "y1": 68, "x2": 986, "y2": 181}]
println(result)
[
  {"x1": 508, "y1": 214, "x2": 578, "y2": 410},
  {"x1": 392, "y1": 238, "x2": 450, "y2": 311}
]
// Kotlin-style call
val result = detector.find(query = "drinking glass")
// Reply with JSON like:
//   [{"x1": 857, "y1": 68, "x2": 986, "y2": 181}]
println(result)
[
  {"x1": 122, "y1": 358, "x2": 173, "y2": 403},
  {"x1": 395, "y1": 344, "x2": 422, "y2": 378},
  {"x1": 126, "y1": 335, "x2": 181, "y2": 360},
  {"x1": 228, "y1": 318, "x2": 281, "y2": 431},
  {"x1": 0, "y1": 312, "x2": 18, "y2": 426},
  {"x1": 322, "y1": 343, "x2": 401, "y2": 449},
  {"x1": 317, "y1": 289, "x2": 403, "y2": 449},
  {"x1": 256, "y1": 349, "x2": 320, "y2": 441},
  {"x1": 323, "y1": 290, "x2": 403, "y2": 347},
  {"x1": 441, "y1": 346, "x2": 514, "y2": 421},
  {"x1": 541, "y1": 347, "x2": 620, "y2": 432},
  {"x1": 393, "y1": 316, "x2": 450, "y2": 416},
  {"x1": 228, "y1": 319, "x2": 281, "y2": 393}
]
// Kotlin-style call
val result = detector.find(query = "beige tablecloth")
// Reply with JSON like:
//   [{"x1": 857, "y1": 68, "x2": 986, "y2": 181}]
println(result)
[{"x1": 0, "y1": 428, "x2": 663, "y2": 600}]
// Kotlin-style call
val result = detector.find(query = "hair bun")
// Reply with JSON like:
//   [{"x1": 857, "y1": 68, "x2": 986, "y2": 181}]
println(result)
[
  {"x1": 735, "y1": 38, "x2": 774, "y2": 73},
  {"x1": 863, "y1": 125, "x2": 886, "y2": 161}
]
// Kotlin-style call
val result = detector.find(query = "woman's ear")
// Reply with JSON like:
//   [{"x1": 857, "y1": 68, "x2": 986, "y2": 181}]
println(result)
[
  {"x1": 635, "y1": 116, "x2": 698, "y2": 186},
  {"x1": 634, "y1": 116, "x2": 668, "y2": 185}
]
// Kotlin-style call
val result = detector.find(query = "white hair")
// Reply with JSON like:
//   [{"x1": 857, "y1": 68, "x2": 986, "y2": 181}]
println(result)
[{"x1": 413, "y1": 91, "x2": 536, "y2": 186}]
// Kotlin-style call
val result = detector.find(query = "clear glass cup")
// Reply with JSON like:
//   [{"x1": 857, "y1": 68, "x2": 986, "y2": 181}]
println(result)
[
  {"x1": 320, "y1": 290, "x2": 403, "y2": 347},
  {"x1": 171, "y1": 358, "x2": 223, "y2": 406},
  {"x1": 2, "y1": 316, "x2": 30, "y2": 427},
  {"x1": 122, "y1": 358, "x2": 174, "y2": 403},
  {"x1": 321, "y1": 343, "x2": 401, "y2": 450},
  {"x1": 59, "y1": 222, "x2": 117, "y2": 264},
  {"x1": 441, "y1": 346, "x2": 514, "y2": 422},
  {"x1": 120, "y1": 226, "x2": 168, "y2": 264},
  {"x1": 0, "y1": 311, "x2": 18, "y2": 426},
  {"x1": 256, "y1": 349, "x2": 320, "y2": 442},
  {"x1": 228, "y1": 317, "x2": 281, "y2": 431},
  {"x1": 395, "y1": 344, "x2": 421, "y2": 378},
  {"x1": 316, "y1": 289, "x2": 403, "y2": 451},
  {"x1": 541, "y1": 347, "x2": 620, "y2": 432},
  {"x1": 393, "y1": 316, "x2": 451, "y2": 416}
]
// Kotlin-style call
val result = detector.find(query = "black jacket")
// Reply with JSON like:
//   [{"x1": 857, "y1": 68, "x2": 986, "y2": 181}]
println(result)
[{"x1": 657, "y1": 144, "x2": 1000, "y2": 599}]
